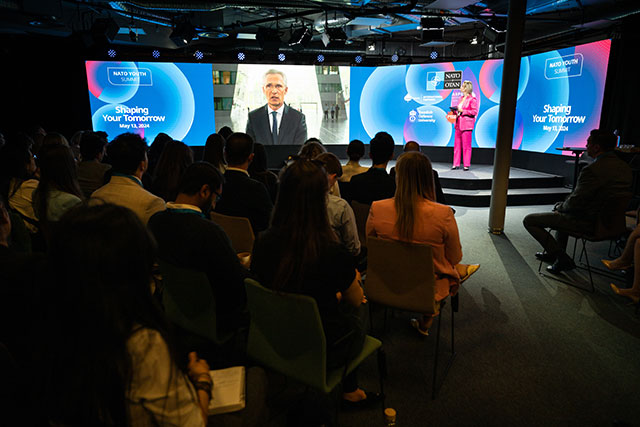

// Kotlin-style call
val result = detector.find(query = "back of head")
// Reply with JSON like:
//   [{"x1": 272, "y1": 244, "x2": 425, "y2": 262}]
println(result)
[
  {"x1": 248, "y1": 142, "x2": 268, "y2": 174},
  {"x1": 41, "y1": 132, "x2": 69, "y2": 149},
  {"x1": 178, "y1": 161, "x2": 224, "y2": 196},
  {"x1": 107, "y1": 132, "x2": 148, "y2": 175},
  {"x1": 347, "y1": 139, "x2": 365, "y2": 161},
  {"x1": 589, "y1": 128, "x2": 617, "y2": 151},
  {"x1": 218, "y1": 126, "x2": 233, "y2": 141},
  {"x1": 152, "y1": 140, "x2": 194, "y2": 201},
  {"x1": 203, "y1": 133, "x2": 226, "y2": 168},
  {"x1": 272, "y1": 159, "x2": 334, "y2": 289},
  {"x1": 370, "y1": 132, "x2": 395, "y2": 164},
  {"x1": 225, "y1": 132, "x2": 254, "y2": 166},
  {"x1": 44, "y1": 203, "x2": 162, "y2": 425},
  {"x1": 79, "y1": 131, "x2": 108, "y2": 161},
  {"x1": 297, "y1": 140, "x2": 326, "y2": 159},
  {"x1": 394, "y1": 151, "x2": 436, "y2": 241},
  {"x1": 315, "y1": 152, "x2": 343, "y2": 178},
  {"x1": 149, "y1": 133, "x2": 172, "y2": 161},
  {"x1": 404, "y1": 140, "x2": 420, "y2": 153}
]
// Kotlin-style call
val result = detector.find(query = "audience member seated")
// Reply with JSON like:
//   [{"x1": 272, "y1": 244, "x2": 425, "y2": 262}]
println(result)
[
  {"x1": 68, "y1": 130, "x2": 83, "y2": 162},
  {"x1": 39, "y1": 203, "x2": 212, "y2": 426},
  {"x1": 390, "y1": 141, "x2": 448, "y2": 205},
  {"x1": 40, "y1": 131, "x2": 70, "y2": 150},
  {"x1": 215, "y1": 133, "x2": 273, "y2": 234},
  {"x1": 0, "y1": 141, "x2": 39, "y2": 233},
  {"x1": 251, "y1": 158, "x2": 379, "y2": 407},
  {"x1": 366, "y1": 151, "x2": 479, "y2": 335},
  {"x1": 349, "y1": 132, "x2": 396, "y2": 205},
  {"x1": 203, "y1": 133, "x2": 227, "y2": 174},
  {"x1": 315, "y1": 152, "x2": 361, "y2": 257},
  {"x1": 248, "y1": 142, "x2": 278, "y2": 203},
  {"x1": 145, "y1": 132, "x2": 173, "y2": 188},
  {"x1": 218, "y1": 125, "x2": 233, "y2": 142},
  {"x1": 297, "y1": 140, "x2": 341, "y2": 197},
  {"x1": 151, "y1": 140, "x2": 194, "y2": 202},
  {"x1": 32, "y1": 144, "x2": 83, "y2": 232},
  {"x1": 91, "y1": 133, "x2": 165, "y2": 225},
  {"x1": 148, "y1": 162, "x2": 249, "y2": 351},
  {"x1": 340, "y1": 139, "x2": 368, "y2": 182},
  {"x1": 77, "y1": 131, "x2": 111, "y2": 198},
  {"x1": 603, "y1": 225, "x2": 640, "y2": 303},
  {"x1": 25, "y1": 124, "x2": 46, "y2": 155},
  {"x1": 523, "y1": 129, "x2": 632, "y2": 274}
]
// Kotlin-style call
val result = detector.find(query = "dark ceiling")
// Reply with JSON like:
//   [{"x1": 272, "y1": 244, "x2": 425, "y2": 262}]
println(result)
[{"x1": 1, "y1": 0, "x2": 639, "y2": 62}]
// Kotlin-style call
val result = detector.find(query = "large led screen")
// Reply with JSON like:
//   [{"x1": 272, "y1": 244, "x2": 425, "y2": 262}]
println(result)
[
  {"x1": 85, "y1": 39, "x2": 610, "y2": 154},
  {"x1": 350, "y1": 39, "x2": 611, "y2": 153}
]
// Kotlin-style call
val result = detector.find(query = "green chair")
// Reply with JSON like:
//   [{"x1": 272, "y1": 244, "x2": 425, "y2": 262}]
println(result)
[
  {"x1": 243, "y1": 278, "x2": 384, "y2": 406},
  {"x1": 158, "y1": 260, "x2": 234, "y2": 347}
]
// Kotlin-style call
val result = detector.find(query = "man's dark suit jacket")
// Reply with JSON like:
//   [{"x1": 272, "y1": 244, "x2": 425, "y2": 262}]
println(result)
[
  {"x1": 148, "y1": 209, "x2": 248, "y2": 338},
  {"x1": 215, "y1": 169, "x2": 273, "y2": 233},
  {"x1": 246, "y1": 104, "x2": 307, "y2": 145},
  {"x1": 348, "y1": 167, "x2": 396, "y2": 205}
]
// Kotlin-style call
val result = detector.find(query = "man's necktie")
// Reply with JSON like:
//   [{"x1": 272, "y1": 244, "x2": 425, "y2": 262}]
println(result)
[{"x1": 271, "y1": 111, "x2": 278, "y2": 145}]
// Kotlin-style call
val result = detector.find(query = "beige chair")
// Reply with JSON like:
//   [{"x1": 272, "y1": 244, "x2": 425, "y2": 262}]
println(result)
[
  {"x1": 210, "y1": 211, "x2": 255, "y2": 254},
  {"x1": 365, "y1": 236, "x2": 457, "y2": 399},
  {"x1": 350, "y1": 201, "x2": 371, "y2": 250}
]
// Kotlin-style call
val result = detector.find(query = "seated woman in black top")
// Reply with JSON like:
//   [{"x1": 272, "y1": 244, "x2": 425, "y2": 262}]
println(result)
[{"x1": 250, "y1": 158, "x2": 373, "y2": 405}]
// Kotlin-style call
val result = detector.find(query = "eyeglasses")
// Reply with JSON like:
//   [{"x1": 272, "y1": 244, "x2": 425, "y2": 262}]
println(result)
[{"x1": 213, "y1": 190, "x2": 222, "y2": 203}]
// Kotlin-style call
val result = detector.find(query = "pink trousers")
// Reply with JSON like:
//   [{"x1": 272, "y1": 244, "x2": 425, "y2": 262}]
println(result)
[{"x1": 453, "y1": 129, "x2": 472, "y2": 168}]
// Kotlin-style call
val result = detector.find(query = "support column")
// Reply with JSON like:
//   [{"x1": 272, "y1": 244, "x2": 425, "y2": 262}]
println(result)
[{"x1": 488, "y1": 0, "x2": 527, "y2": 234}]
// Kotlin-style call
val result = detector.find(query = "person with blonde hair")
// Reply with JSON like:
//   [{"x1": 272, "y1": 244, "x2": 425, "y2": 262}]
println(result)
[
  {"x1": 452, "y1": 80, "x2": 478, "y2": 171},
  {"x1": 366, "y1": 151, "x2": 479, "y2": 335}
]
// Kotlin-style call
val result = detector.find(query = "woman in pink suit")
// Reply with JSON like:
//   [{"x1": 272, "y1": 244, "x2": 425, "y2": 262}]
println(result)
[
  {"x1": 366, "y1": 151, "x2": 479, "y2": 335},
  {"x1": 452, "y1": 80, "x2": 478, "y2": 171}
]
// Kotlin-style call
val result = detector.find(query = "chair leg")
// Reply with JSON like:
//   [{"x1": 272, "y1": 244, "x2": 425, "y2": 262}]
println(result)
[{"x1": 431, "y1": 299, "x2": 456, "y2": 400}]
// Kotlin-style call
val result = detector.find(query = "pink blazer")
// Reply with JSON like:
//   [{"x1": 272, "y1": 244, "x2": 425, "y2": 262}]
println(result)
[
  {"x1": 366, "y1": 198, "x2": 463, "y2": 301},
  {"x1": 455, "y1": 95, "x2": 478, "y2": 131}
]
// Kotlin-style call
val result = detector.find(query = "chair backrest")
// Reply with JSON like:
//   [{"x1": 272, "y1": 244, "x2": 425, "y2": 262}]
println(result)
[
  {"x1": 244, "y1": 278, "x2": 329, "y2": 391},
  {"x1": 350, "y1": 201, "x2": 371, "y2": 249},
  {"x1": 592, "y1": 192, "x2": 633, "y2": 240},
  {"x1": 210, "y1": 211, "x2": 255, "y2": 254},
  {"x1": 366, "y1": 236, "x2": 438, "y2": 315},
  {"x1": 158, "y1": 260, "x2": 223, "y2": 345}
]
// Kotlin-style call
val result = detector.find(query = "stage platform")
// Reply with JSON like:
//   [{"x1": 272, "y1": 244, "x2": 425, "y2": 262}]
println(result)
[{"x1": 353, "y1": 160, "x2": 571, "y2": 207}]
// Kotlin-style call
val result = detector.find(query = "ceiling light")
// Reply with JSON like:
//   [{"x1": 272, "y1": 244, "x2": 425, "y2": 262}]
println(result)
[
  {"x1": 317, "y1": 54, "x2": 325, "y2": 63},
  {"x1": 391, "y1": 53, "x2": 399, "y2": 63},
  {"x1": 194, "y1": 50, "x2": 204, "y2": 60},
  {"x1": 354, "y1": 55, "x2": 363, "y2": 64},
  {"x1": 278, "y1": 52, "x2": 286, "y2": 62},
  {"x1": 107, "y1": 48, "x2": 117, "y2": 58},
  {"x1": 367, "y1": 42, "x2": 376, "y2": 52},
  {"x1": 152, "y1": 49, "x2": 160, "y2": 59},
  {"x1": 237, "y1": 51, "x2": 246, "y2": 61},
  {"x1": 430, "y1": 50, "x2": 438, "y2": 60}
]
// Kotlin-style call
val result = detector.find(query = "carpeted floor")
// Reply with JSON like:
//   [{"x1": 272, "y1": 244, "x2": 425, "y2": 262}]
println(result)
[{"x1": 261, "y1": 204, "x2": 640, "y2": 427}]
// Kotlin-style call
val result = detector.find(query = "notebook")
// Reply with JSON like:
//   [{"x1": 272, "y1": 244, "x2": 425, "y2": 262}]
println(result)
[{"x1": 208, "y1": 366, "x2": 246, "y2": 415}]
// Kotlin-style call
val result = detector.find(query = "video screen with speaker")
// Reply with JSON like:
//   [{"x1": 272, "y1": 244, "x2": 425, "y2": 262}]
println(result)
[
  {"x1": 350, "y1": 39, "x2": 611, "y2": 154},
  {"x1": 85, "y1": 39, "x2": 609, "y2": 154}
]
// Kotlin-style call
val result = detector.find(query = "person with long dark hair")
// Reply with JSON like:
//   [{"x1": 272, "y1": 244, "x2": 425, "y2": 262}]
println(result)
[
  {"x1": 366, "y1": 151, "x2": 478, "y2": 335},
  {"x1": 202, "y1": 133, "x2": 227, "y2": 174},
  {"x1": 40, "y1": 204, "x2": 211, "y2": 426},
  {"x1": 151, "y1": 140, "x2": 194, "y2": 202},
  {"x1": 32, "y1": 144, "x2": 83, "y2": 230},
  {"x1": 0, "y1": 140, "x2": 39, "y2": 233},
  {"x1": 251, "y1": 159, "x2": 377, "y2": 406},
  {"x1": 248, "y1": 142, "x2": 278, "y2": 203}
]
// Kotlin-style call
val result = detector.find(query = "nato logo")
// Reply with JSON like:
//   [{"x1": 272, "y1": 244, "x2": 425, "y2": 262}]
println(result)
[{"x1": 427, "y1": 71, "x2": 462, "y2": 91}]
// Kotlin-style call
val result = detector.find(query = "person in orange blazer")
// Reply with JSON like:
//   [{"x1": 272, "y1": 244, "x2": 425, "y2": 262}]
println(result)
[
  {"x1": 366, "y1": 151, "x2": 479, "y2": 335},
  {"x1": 452, "y1": 80, "x2": 478, "y2": 171}
]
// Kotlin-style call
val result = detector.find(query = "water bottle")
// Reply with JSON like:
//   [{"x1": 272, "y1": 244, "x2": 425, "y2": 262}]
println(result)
[{"x1": 384, "y1": 408, "x2": 396, "y2": 426}]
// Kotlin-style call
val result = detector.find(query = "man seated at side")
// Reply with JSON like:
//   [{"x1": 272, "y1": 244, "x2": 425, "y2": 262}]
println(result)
[
  {"x1": 91, "y1": 133, "x2": 165, "y2": 225},
  {"x1": 214, "y1": 133, "x2": 273, "y2": 234},
  {"x1": 523, "y1": 129, "x2": 632, "y2": 273},
  {"x1": 148, "y1": 162, "x2": 248, "y2": 350},
  {"x1": 348, "y1": 132, "x2": 396, "y2": 205}
]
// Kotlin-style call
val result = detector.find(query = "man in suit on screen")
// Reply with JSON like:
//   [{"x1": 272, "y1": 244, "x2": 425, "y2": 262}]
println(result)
[{"x1": 246, "y1": 69, "x2": 307, "y2": 146}]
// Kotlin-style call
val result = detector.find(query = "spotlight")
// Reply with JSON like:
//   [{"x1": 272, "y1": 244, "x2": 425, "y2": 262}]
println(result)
[
  {"x1": 367, "y1": 42, "x2": 376, "y2": 52},
  {"x1": 170, "y1": 20, "x2": 196, "y2": 46},
  {"x1": 107, "y1": 48, "x2": 117, "y2": 58},
  {"x1": 152, "y1": 49, "x2": 160, "y2": 59},
  {"x1": 194, "y1": 50, "x2": 204, "y2": 60},
  {"x1": 354, "y1": 55, "x2": 363, "y2": 64},
  {"x1": 237, "y1": 51, "x2": 246, "y2": 61},
  {"x1": 430, "y1": 50, "x2": 438, "y2": 60},
  {"x1": 317, "y1": 54, "x2": 325, "y2": 63},
  {"x1": 288, "y1": 27, "x2": 312, "y2": 52},
  {"x1": 322, "y1": 27, "x2": 347, "y2": 48},
  {"x1": 391, "y1": 53, "x2": 399, "y2": 63},
  {"x1": 277, "y1": 52, "x2": 286, "y2": 62}
]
